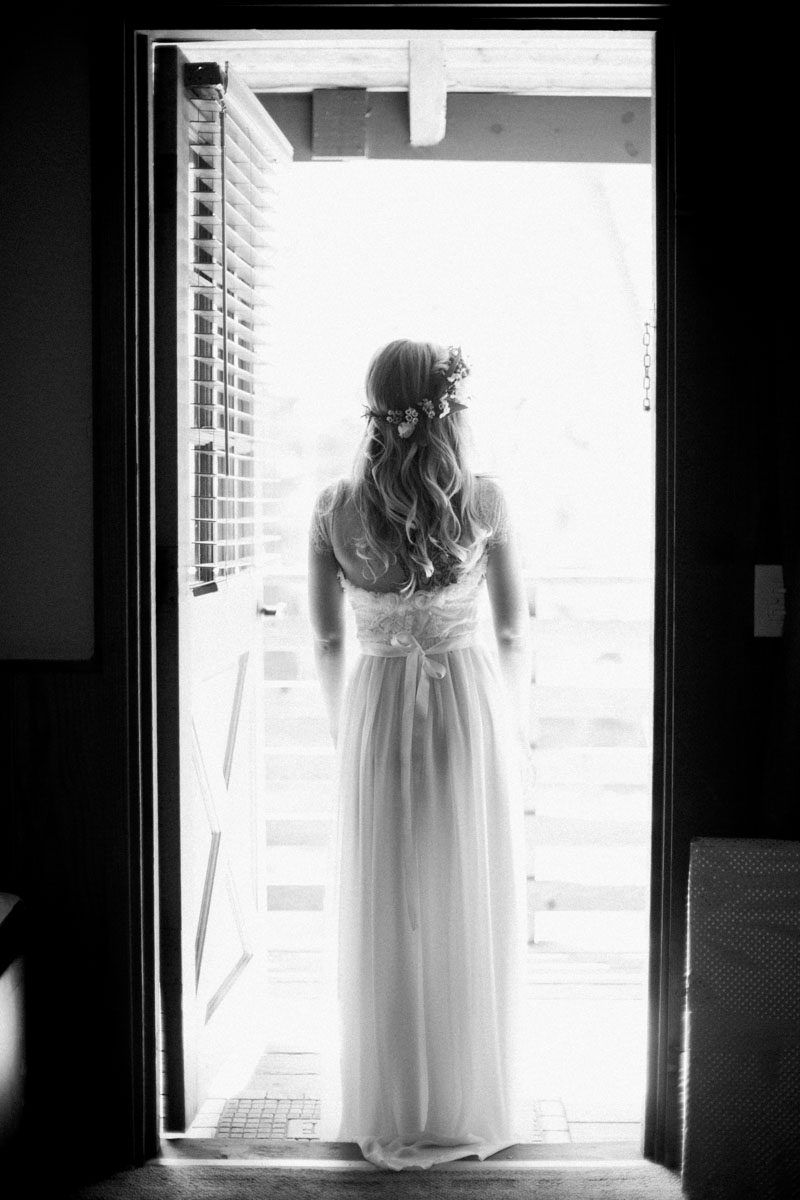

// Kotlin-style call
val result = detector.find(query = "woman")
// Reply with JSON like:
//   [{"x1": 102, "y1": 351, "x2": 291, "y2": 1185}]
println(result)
[{"x1": 308, "y1": 339, "x2": 530, "y2": 1170}]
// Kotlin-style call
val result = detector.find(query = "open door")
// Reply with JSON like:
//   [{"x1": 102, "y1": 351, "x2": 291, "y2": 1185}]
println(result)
[{"x1": 154, "y1": 47, "x2": 293, "y2": 1129}]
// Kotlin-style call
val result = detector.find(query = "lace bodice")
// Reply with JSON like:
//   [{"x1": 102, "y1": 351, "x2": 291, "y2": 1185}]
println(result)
[
  {"x1": 340, "y1": 559, "x2": 488, "y2": 650},
  {"x1": 310, "y1": 475, "x2": 510, "y2": 645}
]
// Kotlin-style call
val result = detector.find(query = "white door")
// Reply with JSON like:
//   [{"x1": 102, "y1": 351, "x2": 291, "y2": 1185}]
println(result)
[{"x1": 154, "y1": 47, "x2": 293, "y2": 1128}]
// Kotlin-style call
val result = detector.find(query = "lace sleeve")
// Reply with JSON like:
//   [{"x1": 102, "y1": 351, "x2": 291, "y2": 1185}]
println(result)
[
  {"x1": 309, "y1": 481, "x2": 344, "y2": 555},
  {"x1": 476, "y1": 475, "x2": 510, "y2": 547}
]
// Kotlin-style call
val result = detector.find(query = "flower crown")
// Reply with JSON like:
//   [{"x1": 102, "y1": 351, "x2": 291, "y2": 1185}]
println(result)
[{"x1": 364, "y1": 346, "x2": 470, "y2": 439}]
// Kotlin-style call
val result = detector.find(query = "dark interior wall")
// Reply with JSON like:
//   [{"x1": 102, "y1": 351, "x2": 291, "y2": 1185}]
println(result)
[
  {"x1": 0, "y1": 30, "x2": 95, "y2": 660},
  {"x1": 0, "y1": 6, "x2": 796, "y2": 1182},
  {"x1": 669, "y1": 14, "x2": 797, "y2": 845},
  {"x1": 648, "y1": 13, "x2": 798, "y2": 1164},
  {"x1": 1, "y1": 24, "x2": 147, "y2": 1181}
]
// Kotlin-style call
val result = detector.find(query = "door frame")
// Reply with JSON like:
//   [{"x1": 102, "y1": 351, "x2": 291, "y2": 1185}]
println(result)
[
  {"x1": 121, "y1": 6, "x2": 679, "y2": 1168},
  {"x1": 645, "y1": 18, "x2": 679, "y2": 1168}
]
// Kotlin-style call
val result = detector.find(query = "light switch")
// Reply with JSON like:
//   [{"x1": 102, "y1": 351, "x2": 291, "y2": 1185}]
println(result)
[{"x1": 754, "y1": 564, "x2": 786, "y2": 637}]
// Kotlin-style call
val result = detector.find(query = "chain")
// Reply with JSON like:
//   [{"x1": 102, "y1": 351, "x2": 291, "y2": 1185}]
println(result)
[{"x1": 642, "y1": 320, "x2": 653, "y2": 412}]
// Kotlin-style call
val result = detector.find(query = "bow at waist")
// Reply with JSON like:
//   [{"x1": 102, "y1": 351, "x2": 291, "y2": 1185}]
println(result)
[
  {"x1": 360, "y1": 630, "x2": 476, "y2": 661},
  {"x1": 359, "y1": 631, "x2": 476, "y2": 931}
]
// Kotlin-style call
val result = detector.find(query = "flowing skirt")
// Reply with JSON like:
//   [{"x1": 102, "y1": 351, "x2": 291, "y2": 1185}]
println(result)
[{"x1": 323, "y1": 643, "x2": 527, "y2": 1170}]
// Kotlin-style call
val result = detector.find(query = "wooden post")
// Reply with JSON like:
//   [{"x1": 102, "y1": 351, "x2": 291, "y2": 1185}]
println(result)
[{"x1": 408, "y1": 40, "x2": 447, "y2": 147}]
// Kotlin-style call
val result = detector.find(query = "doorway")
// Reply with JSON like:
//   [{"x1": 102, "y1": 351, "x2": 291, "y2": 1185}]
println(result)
[{"x1": 154, "y1": 30, "x2": 656, "y2": 1150}]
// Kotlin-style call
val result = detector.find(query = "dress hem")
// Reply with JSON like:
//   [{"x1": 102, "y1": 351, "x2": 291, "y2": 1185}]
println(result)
[{"x1": 354, "y1": 1134, "x2": 520, "y2": 1171}]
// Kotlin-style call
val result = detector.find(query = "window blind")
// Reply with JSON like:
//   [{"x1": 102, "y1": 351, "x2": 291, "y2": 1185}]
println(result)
[{"x1": 183, "y1": 64, "x2": 292, "y2": 585}]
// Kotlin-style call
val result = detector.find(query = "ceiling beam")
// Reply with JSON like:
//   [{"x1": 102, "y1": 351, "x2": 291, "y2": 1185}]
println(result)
[
  {"x1": 176, "y1": 34, "x2": 653, "y2": 97},
  {"x1": 408, "y1": 40, "x2": 446, "y2": 147}
]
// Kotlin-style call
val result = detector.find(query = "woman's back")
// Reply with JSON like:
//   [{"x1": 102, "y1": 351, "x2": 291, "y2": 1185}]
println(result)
[{"x1": 312, "y1": 473, "x2": 510, "y2": 596}]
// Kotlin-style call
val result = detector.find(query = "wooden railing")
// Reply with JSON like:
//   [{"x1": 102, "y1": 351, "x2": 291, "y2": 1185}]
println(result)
[{"x1": 260, "y1": 573, "x2": 653, "y2": 965}]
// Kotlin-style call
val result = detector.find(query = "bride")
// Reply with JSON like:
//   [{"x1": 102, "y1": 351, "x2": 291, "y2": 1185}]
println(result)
[{"x1": 308, "y1": 339, "x2": 530, "y2": 1170}]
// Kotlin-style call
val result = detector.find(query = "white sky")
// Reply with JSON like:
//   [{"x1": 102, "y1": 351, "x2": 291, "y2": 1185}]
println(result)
[{"x1": 269, "y1": 160, "x2": 654, "y2": 576}]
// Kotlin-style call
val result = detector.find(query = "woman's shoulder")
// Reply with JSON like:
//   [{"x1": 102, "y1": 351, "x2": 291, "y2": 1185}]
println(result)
[
  {"x1": 313, "y1": 477, "x2": 351, "y2": 513},
  {"x1": 473, "y1": 474, "x2": 510, "y2": 546},
  {"x1": 474, "y1": 473, "x2": 506, "y2": 502},
  {"x1": 310, "y1": 478, "x2": 351, "y2": 552}
]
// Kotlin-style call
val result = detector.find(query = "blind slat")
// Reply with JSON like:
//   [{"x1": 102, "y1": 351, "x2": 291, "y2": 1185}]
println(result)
[{"x1": 183, "y1": 65, "x2": 292, "y2": 586}]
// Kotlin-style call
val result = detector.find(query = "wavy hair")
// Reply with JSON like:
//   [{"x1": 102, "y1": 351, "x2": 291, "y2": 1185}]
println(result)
[{"x1": 351, "y1": 339, "x2": 488, "y2": 594}]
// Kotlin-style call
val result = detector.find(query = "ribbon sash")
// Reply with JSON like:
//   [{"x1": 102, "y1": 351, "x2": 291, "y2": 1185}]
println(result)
[{"x1": 361, "y1": 631, "x2": 475, "y2": 930}]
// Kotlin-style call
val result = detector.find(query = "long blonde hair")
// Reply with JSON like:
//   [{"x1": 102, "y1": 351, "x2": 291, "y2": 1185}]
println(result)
[{"x1": 352, "y1": 339, "x2": 488, "y2": 594}]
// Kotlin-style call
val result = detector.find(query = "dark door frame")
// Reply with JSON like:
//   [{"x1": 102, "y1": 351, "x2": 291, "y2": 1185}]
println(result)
[
  {"x1": 118, "y1": 4, "x2": 680, "y2": 1169},
  {"x1": 647, "y1": 19, "x2": 678, "y2": 1167}
]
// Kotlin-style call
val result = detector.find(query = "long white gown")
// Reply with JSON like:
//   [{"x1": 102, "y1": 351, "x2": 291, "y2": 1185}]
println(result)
[{"x1": 312, "y1": 478, "x2": 527, "y2": 1170}]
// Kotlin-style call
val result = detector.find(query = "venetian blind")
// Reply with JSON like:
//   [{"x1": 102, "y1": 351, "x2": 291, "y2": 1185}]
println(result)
[{"x1": 183, "y1": 64, "x2": 292, "y2": 585}]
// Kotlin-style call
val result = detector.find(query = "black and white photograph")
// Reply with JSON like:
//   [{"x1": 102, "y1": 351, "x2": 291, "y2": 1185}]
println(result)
[{"x1": 1, "y1": 6, "x2": 797, "y2": 1199}]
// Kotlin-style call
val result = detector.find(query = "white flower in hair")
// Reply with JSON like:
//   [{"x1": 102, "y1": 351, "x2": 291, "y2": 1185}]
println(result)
[
  {"x1": 362, "y1": 346, "x2": 470, "y2": 436},
  {"x1": 435, "y1": 347, "x2": 470, "y2": 416},
  {"x1": 398, "y1": 407, "x2": 419, "y2": 438}
]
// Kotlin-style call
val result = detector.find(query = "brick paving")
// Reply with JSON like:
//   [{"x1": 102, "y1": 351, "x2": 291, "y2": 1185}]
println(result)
[
  {"x1": 215, "y1": 1095, "x2": 321, "y2": 1139},
  {"x1": 189, "y1": 1050, "x2": 564, "y2": 1142}
]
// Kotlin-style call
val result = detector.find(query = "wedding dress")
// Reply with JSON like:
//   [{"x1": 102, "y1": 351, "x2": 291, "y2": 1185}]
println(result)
[{"x1": 311, "y1": 477, "x2": 527, "y2": 1170}]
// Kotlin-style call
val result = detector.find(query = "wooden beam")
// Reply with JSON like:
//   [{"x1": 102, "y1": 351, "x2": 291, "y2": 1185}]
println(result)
[
  {"x1": 175, "y1": 34, "x2": 654, "y2": 97},
  {"x1": 408, "y1": 40, "x2": 446, "y2": 147}
]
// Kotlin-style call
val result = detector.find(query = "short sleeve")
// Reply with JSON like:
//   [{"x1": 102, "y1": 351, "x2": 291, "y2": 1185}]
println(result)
[
  {"x1": 309, "y1": 480, "x2": 345, "y2": 555},
  {"x1": 475, "y1": 475, "x2": 510, "y2": 547}
]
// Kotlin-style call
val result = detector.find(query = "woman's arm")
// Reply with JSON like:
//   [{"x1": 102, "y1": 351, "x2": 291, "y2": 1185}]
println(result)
[
  {"x1": 308, "y1": 537, "x2": 346, "y2": 745},
  {"x1": 485, "y1": 529, "x2": 532, "y2": 751}
]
